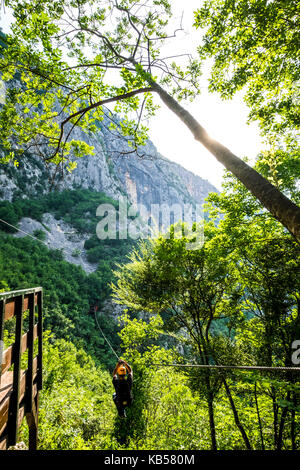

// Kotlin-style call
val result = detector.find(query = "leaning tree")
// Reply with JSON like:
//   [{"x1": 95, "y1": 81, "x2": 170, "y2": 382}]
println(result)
[{"x1": 0, "y1": 0, "x2": 299, "y2": 240}]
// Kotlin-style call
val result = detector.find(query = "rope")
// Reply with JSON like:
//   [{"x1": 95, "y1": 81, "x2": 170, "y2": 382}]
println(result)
[
  {"x1": 152, "y1": 363, "x2": 300, "y2": 373},
  {"x1": 0, "y1": 218, "x2": 50, "y2": 246},
  {"x1": 2, "y1": 219, "x2": 299, "y2": 375},
  {"x1": 0, "y1": 217, "x2": 72, "y2": 254},
  {"x1": 0, "y1": 217, "x2": 119, "y2": 361},
  {"x1": 94, "y1": 308, "x2": 119, "y2": 360}
]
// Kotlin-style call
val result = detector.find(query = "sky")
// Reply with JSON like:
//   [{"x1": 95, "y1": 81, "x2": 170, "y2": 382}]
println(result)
[
  {"x1": 0, "y1": 1, "x2": 265, "y2": 190},
  {"x1": 146, "y1": 0, "x2": 264, "y2": 190},
  {"x1": 148, "y1": 86, "x2": 263, "y2": 191}
]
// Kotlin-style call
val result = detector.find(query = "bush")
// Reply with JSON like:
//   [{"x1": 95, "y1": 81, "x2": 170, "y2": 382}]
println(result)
[
  {"x1": 0, "y1": 201, "x2": 20, "y2": 232},
  {"x1": 33, "y1": 229, "x2": 47, "y2": 241},
  {"x1": 19, "y1": 335, "x2": 115, "y2": 450}
]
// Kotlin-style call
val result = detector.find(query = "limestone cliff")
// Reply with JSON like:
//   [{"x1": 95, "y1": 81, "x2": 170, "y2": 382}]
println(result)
[
  {"x1": 0, "y1": 115, "x2": 218, "y2": 274},
  {"x1": 0, "y1": 115, "x2": 218, "y2": 210}
]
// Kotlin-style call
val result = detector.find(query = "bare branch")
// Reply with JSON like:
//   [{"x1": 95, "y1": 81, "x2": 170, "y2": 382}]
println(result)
[{"x1": 46, "y1": 86, "x2": 154, "y2": 161}]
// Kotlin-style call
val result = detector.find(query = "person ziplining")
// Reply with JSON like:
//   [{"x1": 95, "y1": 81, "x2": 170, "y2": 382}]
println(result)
[
  {"x1": 88, "y1": 305, "x2": 134, "y2": 418},
  {"x1": 89, "y1": 302, "x2": 300, "y2": 423},
  {"x1": 112, "y1": 359, "x2": 133, "y2": 418}
]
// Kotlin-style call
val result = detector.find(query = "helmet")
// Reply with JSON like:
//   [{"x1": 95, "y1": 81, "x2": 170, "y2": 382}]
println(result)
[{"x1": 118, "y1": 365, "x2": 126, "y2": 376}]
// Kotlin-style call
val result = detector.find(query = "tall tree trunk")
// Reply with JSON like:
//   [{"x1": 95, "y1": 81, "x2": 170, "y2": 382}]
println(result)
[
  {"x1": 150, "y1": 81, "x2": 300, "y2": 242},
  {"x1": 277, "y1": 391, "x2": 290, "y2": 451},
  {"x1": 194, "y1": 333, "x2": 217, "y2": 450},
  {"x1": 223, "y1": 378, "x2": 252, "y2": 450},
  {"x1": 205, "y1": 373, "x2": 217, "y2": 450},
  {"x1": 264, "y1": 320, "x2": 279, "y2": 448},
  {"x1": 254, "y1": 381, "x2": 265, "y2": 450},
  {"x1": 272, "y1": 389, "x2": 279, "y2": 448}
]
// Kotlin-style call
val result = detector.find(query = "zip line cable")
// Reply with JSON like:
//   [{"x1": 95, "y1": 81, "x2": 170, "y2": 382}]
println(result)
[
  {"x1": 0, "y1": 217, "x2": 74, "y2": 255},
  {"x1": 2, "y1": 219, "x2": 300, "y2": 373},
  {"x1": 151, "y1": 363, "x2": 300, "y2": 373},
  {"x1": 0, "y1": 218, "x2": 50, "y2": 246},
  {"x1": 0, "y1": 218, "x2": 120, "y2": 360},
  {"x1": 94, "y1": 308, "x2": 119, "y2": 360},
  {"x1": 0, "y1": 217, "x2": 69, "y2": 255}
]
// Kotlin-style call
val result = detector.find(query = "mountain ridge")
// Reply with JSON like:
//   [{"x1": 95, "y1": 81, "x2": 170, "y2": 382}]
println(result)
[
  {"x1": 0, "y1": 114, "x2": 218, "y2": 208},
  {"x1": 0, "y1": 113, "x2": 218, "y2": 273}
]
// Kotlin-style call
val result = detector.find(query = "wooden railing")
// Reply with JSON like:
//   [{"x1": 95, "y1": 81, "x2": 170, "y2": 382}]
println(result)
[{"x1": 0, "y1": 287, "x2": 43, "y2": 450}]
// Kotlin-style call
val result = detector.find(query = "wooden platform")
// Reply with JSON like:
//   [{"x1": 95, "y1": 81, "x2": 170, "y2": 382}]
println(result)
[
  {"x1": 0, "y1": 371, "x2": 16, "y2": 449},
  {"x1": 0, "y1": 371, "x2": 27, "y2": 449},
  {"x1": 0, "y1": 288, "x2": 43, "y2": 450},
  {"x1": 0, "y1": 371, "x2": 15, "y2": 403}
]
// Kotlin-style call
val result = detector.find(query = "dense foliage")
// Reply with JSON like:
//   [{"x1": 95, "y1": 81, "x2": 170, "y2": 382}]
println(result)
[
  {"x1": 0, "y1": 232, "x2": 121, "y2": 367},
  {"x1": 111, "y1": 159, "x2": 300, "y2": 450},
  {"x1": 0, "y1": 0, "x2": 299, "y2": 452},
  {"x1": 15, "y1": 309, "x2": 299, "y2": 451},
  {"x1": 195, "y1": 0, "x2": 300, "y2": 140},
  {"x1": 0, "y1": 177, "x2": 299, "y2": 451}
]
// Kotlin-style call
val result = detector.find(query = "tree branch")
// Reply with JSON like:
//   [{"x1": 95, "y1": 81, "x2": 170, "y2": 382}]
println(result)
[{"x1": 46, "y1": 86, "x2": 154, "y2": 161}]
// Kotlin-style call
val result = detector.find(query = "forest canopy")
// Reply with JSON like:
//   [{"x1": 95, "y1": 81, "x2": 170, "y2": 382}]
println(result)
[
  {"x1": 0, "y1": 0, "x2": 299, "y2": 451},
  {"x1": 0, "y1": 0, "x2": 299, "y2": 239}
]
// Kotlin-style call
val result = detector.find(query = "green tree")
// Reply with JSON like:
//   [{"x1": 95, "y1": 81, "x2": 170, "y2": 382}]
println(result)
[
  {"x1": 33, "y1": 228, "x2": 46, "y2": 241},
  {"x1": 112, "y1": 227, "x2": 252, "y2": 449},
  {"x1": 194, "y1": 0, "x2": 300, "y2": 138},
  {"x1": 205, "y1": 166, "x2": 300, "y2": 450},
  {"x1": 1, "y1": 0, "x2": 300, "y2": 239},
  {"x1": 20, "y1": 334, "x2": 116, "y2": 450}
]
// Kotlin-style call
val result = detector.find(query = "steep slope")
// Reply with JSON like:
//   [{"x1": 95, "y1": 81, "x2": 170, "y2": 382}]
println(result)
[
  {"x1": 0, "y1": 114, "x2": 218, "y2": 278},
  {"x1": 0, "y1": 115, "x2": 217, "y2": 209}
]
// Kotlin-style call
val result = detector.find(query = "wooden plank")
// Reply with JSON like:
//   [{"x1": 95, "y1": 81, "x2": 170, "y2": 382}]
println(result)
[
  {"x1": 0, "y1": 372, "x2": 13, "y2": 437},
  {"x1": 0, "y1": 371, "x2": 14, "y2": 404},
  {"x1": 37, "y1": 291, "x2": 43, "y2": 391},
  {"x1": 0, "y1": 372, "x2": 20, "y2": 437},
  {"x1": 1, "y1": 325, "x2": 38, "y2": 374},
  {"x1": 0, "y1": 400, "x2": 9, "y2": 436},
  {"x1": 20, "y1": 324, "x2": 38, "y2": 356},
  {"x1": 4, "y1": 294, "x2": 38, "y2": 322},
  {"x1": 0, "y1": 433, "x2": 8, "y2": 450},
  {"x1": 0, "y1": 370, "x2": 38, "y2": 437},
  {"x1": 32, "y1": 356, "x2": 38, "y2": 376},
  {"x1": 7, "y1": 295, "x2": 23, "y2": 447},
  {"x1": 0, "y1": 404, "x2": 27, "y2": 450},
  {"x1": 0, "y1": 368, "x2": 38, "y2": 407},
  {"x1": 26, "y1": 293, "x2": 35, "y2": 414},
  {"x1": 18, "y1": 404, "x2": 25, "y2": 430},
  {"x1": 1, "y1": 346, "x2": 12, "y2": 375}
]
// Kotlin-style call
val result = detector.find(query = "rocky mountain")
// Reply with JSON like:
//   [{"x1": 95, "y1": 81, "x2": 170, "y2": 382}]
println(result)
[
  {"x1": 0, "y1": 114, "x2": 217, "y2": 209},
  {"x1": 0, "y1": 114, "x2": 218, "y2": 273}
]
